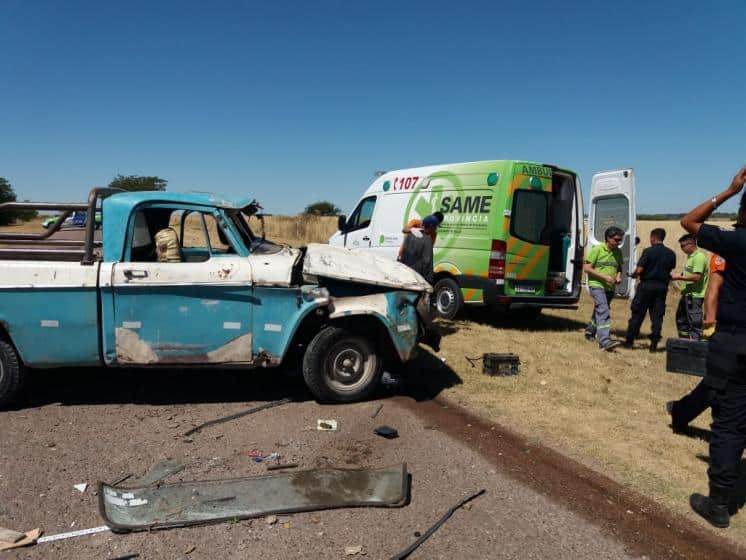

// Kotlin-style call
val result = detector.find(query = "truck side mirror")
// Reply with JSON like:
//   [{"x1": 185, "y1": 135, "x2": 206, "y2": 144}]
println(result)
[{"x1": 337, "y1": 215, "x2": 347, "y2": 232}]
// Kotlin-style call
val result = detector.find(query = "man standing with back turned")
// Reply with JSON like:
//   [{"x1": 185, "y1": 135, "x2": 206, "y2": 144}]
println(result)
[
  {"x1": 680, "y1": 163, "x2": 746, "y2": 528},
  {"x1": 624, "y1": 228, "x2": 676, "y2": 351}
]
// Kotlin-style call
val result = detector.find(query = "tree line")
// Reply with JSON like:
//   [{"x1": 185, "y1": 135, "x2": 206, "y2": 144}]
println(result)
[
  {"x1": 637, "y1": 212, "x2": 737, "y2": 221},
  {"x1": 0, "y1": 175, "x2": 168, "y2": 226},
  {"x1": 1, "y1": 173, "x2": 343, "y2": 225}
]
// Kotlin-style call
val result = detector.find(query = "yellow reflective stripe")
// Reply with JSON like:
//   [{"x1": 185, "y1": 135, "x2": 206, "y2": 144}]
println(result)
[
  {"x1": 516, "y1": 246, "x2": 548, "y2": 279},
  {"x1": 506, "y1": 242, "x2": 536, "y2": 275}
]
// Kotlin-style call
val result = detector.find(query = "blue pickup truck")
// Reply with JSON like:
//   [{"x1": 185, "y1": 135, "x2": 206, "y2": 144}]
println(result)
[{"x1": 0, "y1": 188, "x2": 438, "y2": 407}]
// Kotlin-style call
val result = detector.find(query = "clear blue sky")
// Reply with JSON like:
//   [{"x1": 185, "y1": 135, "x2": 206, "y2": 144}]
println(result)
[{"x1": 1, "y1": 0, "x2": 745, "y2": 215}]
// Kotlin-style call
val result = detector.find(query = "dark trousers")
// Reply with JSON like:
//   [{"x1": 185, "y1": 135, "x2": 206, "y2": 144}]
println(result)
[
  {"x1": 625, "y1": 283, "x2": 668, "y2": 343},
  {"x1": 676, "y1": 295, "x2": 704, "y2": 340},
  {"x1": 705, "y1": 330, "x2": 746, "y2": 490},
  {"x1": 672, "y1": 380, "x2": 710, "y2": 428}
]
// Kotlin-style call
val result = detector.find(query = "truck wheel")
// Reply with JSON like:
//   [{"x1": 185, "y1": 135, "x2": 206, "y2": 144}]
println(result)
[
  {"x1": 0, "y1": 340, "x2": 23, "y2": 409},
  {"x1": 433, "y1": 278, "x2": 463, "y2": 320},
  {"x1": 303, "y1": 327, "x2": 382, "y2": 403}
]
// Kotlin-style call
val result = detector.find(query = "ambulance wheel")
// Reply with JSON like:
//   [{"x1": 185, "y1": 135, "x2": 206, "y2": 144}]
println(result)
[
  {"x1": 303, "y1": 326, "x2": 382, "y2": 403},
  {"x1": 0, "y1": 340, "x2": 23, "y2": 409},
  {"x1": 433, "y1": 277, "x2": 463, "y2": 320}
]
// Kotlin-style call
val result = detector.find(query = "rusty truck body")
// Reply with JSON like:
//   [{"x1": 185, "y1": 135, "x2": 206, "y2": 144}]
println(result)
[{"x1": 0, "y1": 188, "x2": 437, "y2": 407}]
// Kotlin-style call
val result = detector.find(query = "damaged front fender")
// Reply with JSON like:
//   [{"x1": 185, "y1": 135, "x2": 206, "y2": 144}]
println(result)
[{"x1": 328, "y1": 291, "x2": 427, "y2": 361}]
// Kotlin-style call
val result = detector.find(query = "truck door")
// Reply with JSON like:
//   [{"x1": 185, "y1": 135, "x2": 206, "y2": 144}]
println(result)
[
  {"x1": 588, "y1": 169, "x2": 637, "y2": 298},
  {"x1": 108, "y1": 206, "x2": 254, "y2": 365},
  {"x1": 340, "y1": 195, "x2": 377, "y2": 250},
  {"x1": 504, "y1": 165, "x2": 553, "y2": 298}
]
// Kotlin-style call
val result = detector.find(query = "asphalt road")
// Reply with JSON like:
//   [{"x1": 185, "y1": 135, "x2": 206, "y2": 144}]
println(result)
[{"x1": 1, "y1": 367, "x2": 741, "y2": 560}]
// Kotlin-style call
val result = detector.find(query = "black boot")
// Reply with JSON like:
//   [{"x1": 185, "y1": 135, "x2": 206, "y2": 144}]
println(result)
[
  {"x1": 690, "y1": 485, "x2": 730, "y2": 528},
  {"x1": 649, "y1": 340, "x2": 659, "y2": 353},
  {"x1": 666, "y1": 400, "x2": 688, "y2": 434}
]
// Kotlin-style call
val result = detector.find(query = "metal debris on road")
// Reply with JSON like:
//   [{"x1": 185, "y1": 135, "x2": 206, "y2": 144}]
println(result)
[
  {"x1": 317, "y1": 419, "x2": 338, "y2": 431},
  {"x1": 374, "y1": 425, "x2": 399, "y2": 439},
  {"x1": 389, "y1": 489, "x2": 486, "y2": 560},
  {"x1": 110, "y1": 473, "x2": 133, "y2": 487},
  {"x1": 133, "y1": 459, "x2": 185, "y2": 487},
  {"x1": 266, "y1": 463, "x2": 299, "y2": 471},
  {"x1": 36, "y1": 525, "x2": 110, "y2": 544},
  {"x1": 183, "y1": 398, "x2": 292, "y2": 436},
  {"x1": 371, "y1": 404, "x2": 384, "y2": 419},
  {"x1": 99, "y1": 463, "x2": 409, "y2": 532}
]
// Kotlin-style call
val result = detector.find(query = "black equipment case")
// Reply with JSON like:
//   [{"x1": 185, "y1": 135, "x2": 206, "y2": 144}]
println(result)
[{"x1": 665, "y1": 338, "x2": 708, "y2": 377}]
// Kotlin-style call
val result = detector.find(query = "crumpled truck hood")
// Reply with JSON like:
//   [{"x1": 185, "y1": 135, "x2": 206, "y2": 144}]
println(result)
[
  {"x1": 302, "y1": 243, "x2": 431, "y2": 292},
  {"x1": 248, "y1": 245, "x2": 301, "y2": 287}
]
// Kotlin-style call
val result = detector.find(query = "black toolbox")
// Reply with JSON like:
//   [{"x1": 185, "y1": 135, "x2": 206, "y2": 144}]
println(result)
[{"x1": 665, "y1": 338, "x2": 708, "y2": 377}]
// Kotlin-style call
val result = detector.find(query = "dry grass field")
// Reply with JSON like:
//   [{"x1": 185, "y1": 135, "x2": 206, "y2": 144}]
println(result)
[
  {"x1": 2, "y1": 215, "x2": 739, "y2": 535},
  {"x1": 428, "y1": 220, "x2": 737, "y2": 533}
]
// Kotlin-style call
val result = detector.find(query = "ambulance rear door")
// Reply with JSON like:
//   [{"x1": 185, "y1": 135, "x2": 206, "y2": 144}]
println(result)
[{"x1": 588, "y1": 169, "x2": 637, "y2": 298}]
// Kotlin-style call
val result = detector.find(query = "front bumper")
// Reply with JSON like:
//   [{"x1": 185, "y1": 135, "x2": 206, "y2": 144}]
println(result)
[{"x1": 416, "y1": 293, "x2": 441, "y2": 352}]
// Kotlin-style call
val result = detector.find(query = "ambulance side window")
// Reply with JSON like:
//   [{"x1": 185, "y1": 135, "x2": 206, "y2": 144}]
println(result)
[{"x1": 345, "y1": 196, "x2": 376, "y2": 232}]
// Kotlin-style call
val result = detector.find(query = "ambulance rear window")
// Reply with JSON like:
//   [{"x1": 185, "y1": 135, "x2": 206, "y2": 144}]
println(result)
[{"x1": 511, "y1": 190, "x2": 550, "y2": 244}]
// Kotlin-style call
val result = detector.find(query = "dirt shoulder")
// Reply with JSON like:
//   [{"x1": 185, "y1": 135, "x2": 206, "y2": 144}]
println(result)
[{"x1": 397, "y1": 394, "x2": 745, "y2": 559}]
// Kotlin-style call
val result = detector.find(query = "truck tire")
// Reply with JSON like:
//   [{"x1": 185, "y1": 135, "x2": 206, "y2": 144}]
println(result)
[
  {"x1": 303, "y1": 326, "x2": 382, "y2": 403},
  {"x1": 0, "y1": 340, "x2": 23, "y2": 409},
  {"x1": 433, "y1": 277, "x2": 463, "y2": 320}
]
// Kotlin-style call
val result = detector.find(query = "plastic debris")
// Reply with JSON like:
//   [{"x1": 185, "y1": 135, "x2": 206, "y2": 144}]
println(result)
[
  {"x1": 317, "y1": 419, "x2": 338, "y2": 431},
  {"x1": 0, "y1": 527, "x2": 24, "y2": 544},
  {"x1": 74, "y1": 483, "x2": 88, "y2": 493},
  {"x1": 0, "y1": 528, "x2": 42, "y2": 552},
  {"x1": 374, "y1": 425, "x2": 399, "y2": 439}
]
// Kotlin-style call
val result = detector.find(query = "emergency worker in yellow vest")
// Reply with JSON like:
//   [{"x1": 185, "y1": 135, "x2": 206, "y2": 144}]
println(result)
[
  {"x1": 672, "y1": 233, "x2": 709, "y2": 340},
  {"x1": 583, "y1": 227, "x2": 624, "y2": 351}
]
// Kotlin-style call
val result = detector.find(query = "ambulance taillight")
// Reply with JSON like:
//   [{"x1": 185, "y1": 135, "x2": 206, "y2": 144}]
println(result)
[{"x1": 488, "y1": 240, "x2": 506, "y2": 279}]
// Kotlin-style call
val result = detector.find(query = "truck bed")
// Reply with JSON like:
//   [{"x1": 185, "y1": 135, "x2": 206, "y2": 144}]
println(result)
[
  {"x1": 0, "y1": 260, "x2": 102, "y2": 367},
  {"x1": 0, "y1": 229, "x2": 103, "y2": 262}
]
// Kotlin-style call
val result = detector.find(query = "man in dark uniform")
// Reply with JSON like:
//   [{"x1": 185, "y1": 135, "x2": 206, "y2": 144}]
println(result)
[
  {"x1": 666, "y1": 253, "x2": 726, "y2": 433},
  {"x1": 680, "y1": 163, "x2": 746, "y2": 528},
  {"x1": 623, "y1": 228, "x2": 676, "y2": 351}
]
